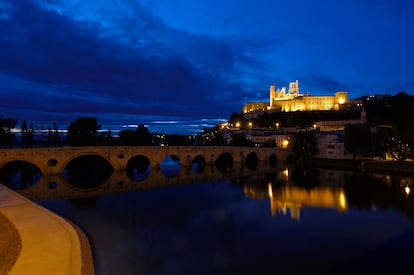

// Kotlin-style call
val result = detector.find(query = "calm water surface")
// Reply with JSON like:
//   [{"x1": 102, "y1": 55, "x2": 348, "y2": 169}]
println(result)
[{"x1": 31, "y1": 167, "x2": 414, "y2": 275}]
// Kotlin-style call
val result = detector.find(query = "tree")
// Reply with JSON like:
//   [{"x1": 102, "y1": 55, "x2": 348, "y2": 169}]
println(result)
[
  {"x1": 228, "y1": 133, "x2": 254, "y2": 147},
  {"x1": 67, "y1": 117, "x2": 100, "y2": 146},
  {"x1": 371, "y1": 126, "x2": 393, "y2": 160},
  {"x1": 118, "y1": 129, "x2": 138, "y2": 146},
  {"x1": 164, "y1": 134, "x2": 187, "y2": 146},
  {"x1": 344, "y1": 123, "x2": 371, "y2": 159},
  {"x1": 21, "y1": 120, "x2": 28, "y2": 147},
  {"x1": 28, "y1": 122, "x2": 34, "y2": 147},
  {"x1": 118, "y1": 125, "x2": 153, "y2": 146},
  {"x1": 385, "y1": 137, "x2": 409, "y2": 161},
  {"x1": 47, "y1": 125, "x2": 53, "y2": 146},
  {"x1": 99, "y1": 130, "x2": 115, "y2": 146},
  {"x1": 53, "y1": 122, "x2": 60, "y2": 146},
  {"x1": 228, "y1": 112, "x2": 243, "y2": 126},
  {"x1": 262, "y1": 138, "x2": 276, "y2": 148},
  {"x1": 0, "y1": 117, "x2": 17, "y2": 147},
  {"x1": 135, "y1": 124, "x2": 152, "y2": 145},
  {"x1": 292, "y1": 130, "x2": 318, "y2": 162}
]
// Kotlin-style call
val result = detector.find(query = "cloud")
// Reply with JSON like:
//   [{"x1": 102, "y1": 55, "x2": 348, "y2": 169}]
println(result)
[{"x1": 0, "y1": 0, "x2": 255, "y2": 132}]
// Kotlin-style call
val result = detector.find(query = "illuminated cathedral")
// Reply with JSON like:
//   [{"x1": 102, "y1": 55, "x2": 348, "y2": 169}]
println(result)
[{"x1": 243, "y1": 80, "x2": 348, "y2": 113}]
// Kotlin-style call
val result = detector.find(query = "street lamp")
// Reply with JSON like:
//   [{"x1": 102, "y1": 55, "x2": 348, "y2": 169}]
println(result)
[
  {"x1": 276, "y1": 123, "x2": 279, "y2": 130},
  {"x1": 248, "y1": 122, "x2": 252, "y2": 128}
]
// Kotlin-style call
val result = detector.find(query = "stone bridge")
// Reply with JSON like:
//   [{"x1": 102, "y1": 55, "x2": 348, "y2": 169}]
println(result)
[{"x1": 0, "y1": 146, "x2": 290, "y2": 176}]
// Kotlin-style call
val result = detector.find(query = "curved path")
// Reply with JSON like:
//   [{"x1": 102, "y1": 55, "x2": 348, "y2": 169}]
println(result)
[{"x1": 0, "y1": 184, "x2": 94, "y2": 275}]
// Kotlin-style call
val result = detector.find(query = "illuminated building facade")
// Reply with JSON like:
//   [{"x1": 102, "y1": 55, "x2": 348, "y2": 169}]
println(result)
[{"x1": 243, "y1": 80, "x2": 348, "y2": 113}]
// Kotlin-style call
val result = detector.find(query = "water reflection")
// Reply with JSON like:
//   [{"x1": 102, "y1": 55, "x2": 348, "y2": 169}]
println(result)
[
  {"x1": 239, "y1": 168, "x2": 414, "y2": 221},
  {"x1": 126, "y1": 155, "x2": 151, "y2": 181},
  {"x1": 63, "y1": 155, "x2": 114, "y2": 189},
  {"x1": 160, "y1": 155, "x2": 181, "y2": 177},
  {"x1": 245, "y1": 183, "x2": 347, "y2": 221},
  {"x1": 4, "y1": 162, "x2": 413, "y2": 223},
  {"x1": 5, "y1": 162, "x2": 282, "y2": 201},
  {"x1": 0, "y1": 160, "x2": 42, "y2": 190},
  {"x1": 33, "y1": 165, "x2": 414, "y2": 275}
]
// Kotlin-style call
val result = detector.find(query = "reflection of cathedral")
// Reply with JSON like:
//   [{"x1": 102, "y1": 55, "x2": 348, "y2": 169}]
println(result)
[
  {"x1": 243, "y1": 183, "x2": 348, "y2": 221},
  {"x1": 243, "y1": 80, "x2": 348, "y2": 113}
]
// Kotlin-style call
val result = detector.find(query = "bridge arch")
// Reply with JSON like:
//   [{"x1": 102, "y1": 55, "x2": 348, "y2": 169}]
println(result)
[
  {"x1": 268, "y1": 153, "x2": 277, "y2": 167},
  {"x1": 64, "y1": 154, "x2": 114, "y2": 189},
  {"x1": 0, "y1": 160, "x2": 42, "y2": 190},
  {"x1": 215, "y1": 152, "x2": 234, "y2": 173},
  {"x1": 61, "y1": 151, "x2": 115, "y2": 172},
  {"x1": 126, "y1": 155, "x2": 151, "y2": 182},
  {"x1": 245, "y1": 152, "x2": 259, "y2": 171},
  {"x1": 191, "y1": 155, "x2": 206, "y2": 174}
]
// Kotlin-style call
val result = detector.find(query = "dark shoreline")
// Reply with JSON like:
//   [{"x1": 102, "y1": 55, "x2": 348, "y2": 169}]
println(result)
[{"x1": 311, "y1": 158, "x2": 414, "y2": 175}]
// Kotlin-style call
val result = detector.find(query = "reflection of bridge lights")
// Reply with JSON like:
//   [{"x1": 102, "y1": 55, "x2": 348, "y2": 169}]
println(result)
[
  {"x1": 268, "y1": 183, "x2": 273, "y2": 198},
  {"x1": 282, "y1": 168, "x2": 289, "y2": 181},
  {"x1": 338, "y1": 191, "x2": 347, "y2": 210},
  {"x1": 404, "y1": 186, "x2": 411, "y2": 196},
  {"x1": 400, "y1": 177, "x2": 413, "y2": 197}
]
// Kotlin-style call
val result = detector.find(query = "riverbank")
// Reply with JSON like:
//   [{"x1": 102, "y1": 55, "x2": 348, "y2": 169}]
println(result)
[
  {"x1": 0, "y1": 184, "x2": 94, "y2": 275},
  {"x1": 311, "y1": 158, "x2": 414, "y2": 175}
]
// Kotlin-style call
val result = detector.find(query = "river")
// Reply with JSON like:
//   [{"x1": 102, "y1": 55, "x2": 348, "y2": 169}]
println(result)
[{"x1": 3, "y1": 162, "x2": 414, "y2": 274}]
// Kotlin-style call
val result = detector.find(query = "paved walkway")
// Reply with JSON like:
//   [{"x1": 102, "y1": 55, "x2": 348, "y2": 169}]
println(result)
[{"x1": 0, "y1": 184, "x2": 94, "y2": 275}]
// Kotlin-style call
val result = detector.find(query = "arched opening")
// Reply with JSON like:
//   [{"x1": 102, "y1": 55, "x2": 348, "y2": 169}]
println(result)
[
  {"x1": 126, "y1": 155, "x2": 151, "y2": 182},
  {"x1": 269, "y1": 153, "x2": 277, "y2": 167},
  {"x1": 48, "y1": 158, "x2": 58, "y2": 167},
  {"x1": 191, "y1": 155, "x2": 206, "y2": 174},
  {"x1": 245, "y1": 152, "x2": 258, "y2": 171},
  {"x1": 160, "y1": 155, "x2": 181, "y2": 177},
  {"x1": 215, "y1": 153, "x2": 233, "y2": 173},
  {"x1": 64, "y1": 155, "x2": 114, "y2": 189},
  {"x1": 0, "y1": 161, "x2": 42, "y2": 190},
  {"x1": 48, "y1": 181, "x2": 58, "y2": 189}
]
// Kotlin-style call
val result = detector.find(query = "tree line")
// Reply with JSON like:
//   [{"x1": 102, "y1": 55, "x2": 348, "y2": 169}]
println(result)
[{"x1": 0, "y1": 116, "x2": 200, "y2": 148}]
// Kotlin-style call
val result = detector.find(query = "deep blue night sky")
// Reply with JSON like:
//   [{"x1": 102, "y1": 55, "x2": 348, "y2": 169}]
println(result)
[{"x1": 1, "y1": 0, "x2": 413, "y2": 134}]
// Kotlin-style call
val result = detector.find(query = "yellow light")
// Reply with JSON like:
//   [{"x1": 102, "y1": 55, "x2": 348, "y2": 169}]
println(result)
[
  {"x1": 282, "y1": 140, "x2": 289, "y2": 148},
  {"x1": 338, "y1": 98, "x2": 345, "y2": 104},
  {"x1": 338, "y1": 191, "x2": 347, "y2": 209},
  {"x1": 236, "y1": 122, "x2": 240, "y2": 127},
  {"x1": 268, "y1": 183, "x2": 273, "y2": 198},
  {"x1": 282, "y1": 168, "x2": 289, "y2": 180},
  {"x1": 248, "y1": 122, "x2": 252, "y2": 128},
  {"x1": 405, "y1": 186, "x2": 411, "y2": 196}
]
